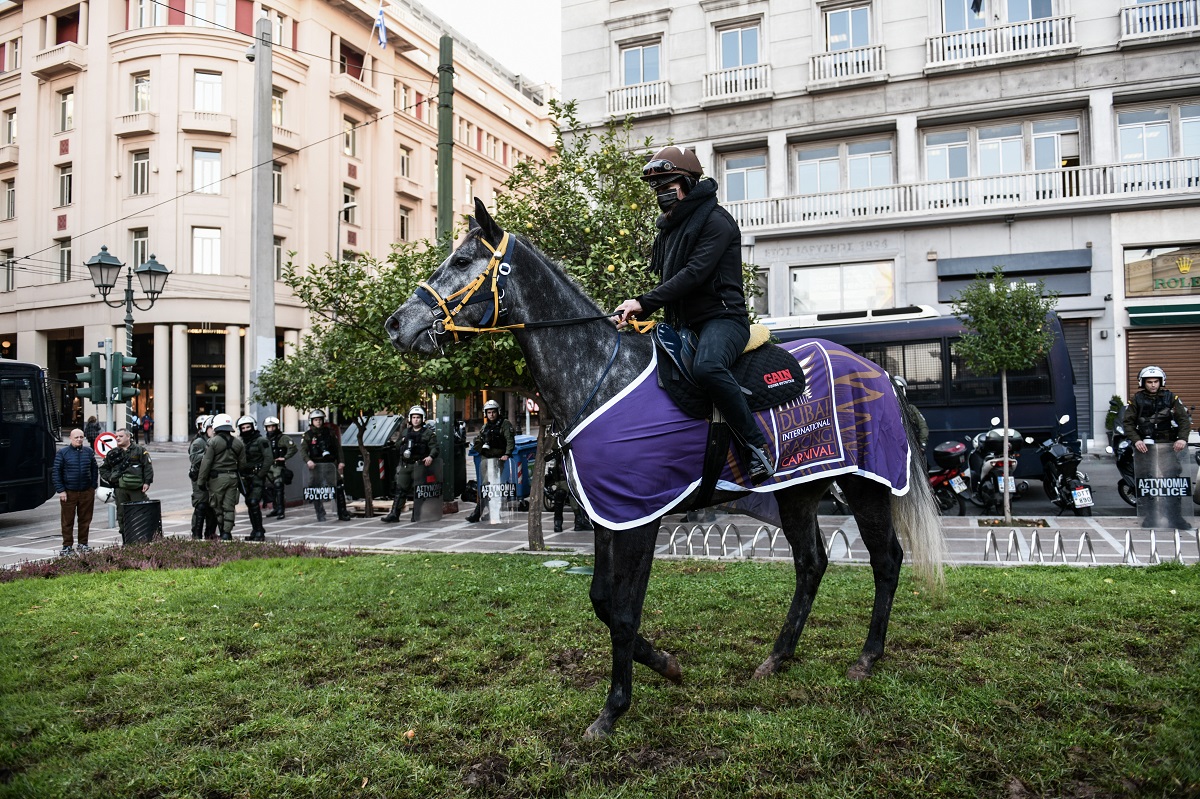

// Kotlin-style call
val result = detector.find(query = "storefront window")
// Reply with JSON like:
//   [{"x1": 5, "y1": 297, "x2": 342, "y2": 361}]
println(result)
[
  {"x1": 790, "y1": 260, "x2": 894, "y2": 313},
  {"x1": 1124, "y1": 244, "x2": 1200, "y2": 298}
]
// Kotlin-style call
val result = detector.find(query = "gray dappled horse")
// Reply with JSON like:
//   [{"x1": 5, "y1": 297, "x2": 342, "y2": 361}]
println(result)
[{"x1": 386, "y1": 199, "x2": 945, "y2": 740}]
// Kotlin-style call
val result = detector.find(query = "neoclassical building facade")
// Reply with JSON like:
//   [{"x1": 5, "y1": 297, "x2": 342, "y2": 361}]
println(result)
[{"x1": 0, "y1": 0, "x2": 553, "y2": 439}]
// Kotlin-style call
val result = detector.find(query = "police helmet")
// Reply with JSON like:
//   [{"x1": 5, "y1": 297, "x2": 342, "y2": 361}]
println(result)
[
  {"x1": 195, "y1": 415, "x2": 211, "y2": 432},
  {"x1": 212, "y1": 413, "x2": 235, "y2": 432},
  {"x1": 264, "y1": 416, "x2": 281, "y2": 428},
  {"x1": 1138, "y1": 365, "x2": 1166, "y2": 387},
  {"x1": 408, "y1": 405, "x2": 426, "y2": 419},
  {"x1": 483, "y1": 400, "x2": 500, "y2": 412},
  {"x1": 641, "y1": 145, "x2": 703, "y2": 190},
  {"x1": 309, "y1": 409, "x2": 326, "y2": 421},
  {"x1": 236, "y1": 415, "x2": 257, "y2": 431},
  {"x1": 891, "y1": 375, "x2": 908, "y2": 396}
]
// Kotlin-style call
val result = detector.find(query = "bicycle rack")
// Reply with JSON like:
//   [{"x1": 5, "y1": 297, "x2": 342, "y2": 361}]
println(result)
[
  {"x1": 1029, "y1": 530, "x2": 1045, "y2": 563},
  {"x1": 1075, "y1": 530, "x2": 1096, "y2": 564},
  {"x1": 719, "y1": 524, "x2": 742, "y2": 557},
  {"x1": 1050, "y1": 531, "x2": 1067, "y2": 563},
  {"x1": 1122, "y1": 530, "x2": 1140, "y2": 565},
  {"x1": 1149, "y1": 530, "x2": 1161, "y2": 565},
  {"x1": 825, "y1": 528, "x2": 853, "y2": 559},
  {"x1": 1005, "y1": 529, "x2": 1026, "y2": 562},
  {"x1": 982, "y1": 529, "x2": 1000, "y2": 561}
]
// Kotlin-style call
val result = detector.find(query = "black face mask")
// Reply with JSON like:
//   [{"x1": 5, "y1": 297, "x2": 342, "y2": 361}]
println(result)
[{"x1": 656, "y1": 188, "x2": 679, "y2": 212}]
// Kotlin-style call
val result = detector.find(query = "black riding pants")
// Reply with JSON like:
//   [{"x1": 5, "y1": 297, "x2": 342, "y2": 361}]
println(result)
[{"x1": 692, "y1": 317, "x2": 766, "y2": 450}]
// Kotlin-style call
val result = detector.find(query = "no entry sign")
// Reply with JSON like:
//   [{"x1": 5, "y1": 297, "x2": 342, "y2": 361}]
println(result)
[{"x1": 93, "y1": 431, "x2": 118, "y2": 458}]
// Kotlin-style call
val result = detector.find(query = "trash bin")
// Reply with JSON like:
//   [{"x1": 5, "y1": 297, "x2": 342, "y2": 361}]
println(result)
[
  {"x1": 122, "y1": 499, "x2": 161, "y2": 545},
  {"x1": 511, "y1": 434, "x2": 538, "y2": 500},
  {"x1": 341, "y1": 416, "x2": 405, "y2": 500}
]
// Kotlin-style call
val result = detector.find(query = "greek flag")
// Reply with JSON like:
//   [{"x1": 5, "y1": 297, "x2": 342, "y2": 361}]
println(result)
[
  {"x1": 372, "y1": 2, "x2": 387, "y2": 49},
  {"x1": 970, "y1": 0, "x2": 984, "y2": 12}
]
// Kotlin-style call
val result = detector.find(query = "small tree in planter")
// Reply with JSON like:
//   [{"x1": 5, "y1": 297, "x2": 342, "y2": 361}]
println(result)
[{"x1": 950, "y1": 267, "x2": 1059, "y2": 524}]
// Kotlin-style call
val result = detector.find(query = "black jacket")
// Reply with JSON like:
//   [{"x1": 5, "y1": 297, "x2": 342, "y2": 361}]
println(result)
[
  {"x1": 636, "y1": 179, "x2": 747, "y2": 330},
  {"x1": 53, "y1": 444, "x2": 98, "y2": 492}
]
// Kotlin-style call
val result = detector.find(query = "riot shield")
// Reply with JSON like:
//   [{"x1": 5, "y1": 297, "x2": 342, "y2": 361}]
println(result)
[
  {"x1": 410, "y1": 458, "x2": 443, "y2": 522},
  {"x1": 478, "y1": 459, "x2": 518, "y2": 523},
  {"x1": 1133, "y1": 443, "x2": 1194, "y2": 530}
]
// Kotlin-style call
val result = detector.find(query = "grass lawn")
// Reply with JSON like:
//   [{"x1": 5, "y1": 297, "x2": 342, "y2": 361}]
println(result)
[{"x1": 1, "y1": 548, "x2": 1197, "y2": 798}]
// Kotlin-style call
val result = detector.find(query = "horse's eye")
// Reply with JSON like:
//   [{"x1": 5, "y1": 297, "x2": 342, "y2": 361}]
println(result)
[{"x1": 451, "y1": 255, "x2": 472, "y2": 269}]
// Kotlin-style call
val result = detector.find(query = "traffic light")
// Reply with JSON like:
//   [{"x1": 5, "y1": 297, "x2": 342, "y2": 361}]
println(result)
[
  {"x1": 110, "y1": 353, "x2": 140, "y2": 402},
  {"x1": 74, "y1": 352, "x2": 105, "y2": 404}
]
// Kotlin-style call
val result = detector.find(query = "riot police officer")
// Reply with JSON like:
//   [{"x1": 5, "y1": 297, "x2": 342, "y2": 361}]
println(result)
[
  {"x1": 301, "y1": 409, "x2": 350, "y2": 521},
  {"x1": 382, "y1": 406, "x2": 439, "y2": 523},
  {"x1": 263, "y1": 416, "x2": 297, "y2": 519},
  {"x1": 1123, "y1": 366, "x2": 1192, "y2": 454},
  {"x1": 237, "y1": 415, "x2": 273, "y2": 541},
  {"x1": 188, "y1": 415, "x2": 217, "y2": 539},
  {"x1": 99, "y1": 427, "x2": 155, "y2": 539},
  {"x1": 466, "y1": 400, "x2": 516, "y2": 523},
  {"x1": 198, "y1": 413, "x2": 246, "y2": 541}
]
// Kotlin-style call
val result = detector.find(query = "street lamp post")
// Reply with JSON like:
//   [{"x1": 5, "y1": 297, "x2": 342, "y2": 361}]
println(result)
[
  {"x1": 335, "y1": 201, "x2": 358, "y2": 264},
  {"x1": 86, "y1": 246, "x2": 170, "y2": 428}
]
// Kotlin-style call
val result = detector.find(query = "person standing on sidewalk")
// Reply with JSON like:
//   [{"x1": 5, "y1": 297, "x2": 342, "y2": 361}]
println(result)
[
  {"x1": 264, "y1": 416, "x2": 297, "y2": 519},
  {"x1": 53, "y1": 428, "x2": 98, "y2": 557},
  {"x1": 466, "y1": 400, "x2": 515, "y2": 523},
  {"x1": 381, "y1": 406, "x2": 438, "y2": 523},
  {"x1": 237, "y1": 415, "x2": 273, "y2": 541},
  {"x1": 301, "y1": 410, "x2": 349, "y2": 521},
  {"x1": 197, "y1": 414, "x2": 246, "y2": 541},
  {"x1": 188, "y1": 416, "x2": 218, "y2": 539},
  {"x1": 99, "y1": 428, "x2": 154, "y2": 539}
]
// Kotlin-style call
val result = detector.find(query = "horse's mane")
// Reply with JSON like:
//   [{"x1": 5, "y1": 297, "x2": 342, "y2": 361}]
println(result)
[{"x1": 507, "y1": 232, "x2": 608, "y2": 316}]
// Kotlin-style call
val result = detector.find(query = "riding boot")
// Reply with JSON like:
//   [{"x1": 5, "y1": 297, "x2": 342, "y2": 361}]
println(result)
[
  {"x1": 314, "y1": 500, "x2": 327, "y2": 521},
  {"x1": 190, "y1": 504, "x2": 206, "y2": 539},
  {"x1": 381, "y1": 495, "x2": 403, "y2": 523},
  {"x1": 335, "y1": 486, "x2": 352, "y2": 521},
  {"x1": 573, "y1": 512, "x2": 593, "y2": 532},
  {"x1": 745, "y1": 444, "x2": 776, "y2": 485},
  {"x1": 553, "y1": 507, "x2": 564, "y2": 533}
]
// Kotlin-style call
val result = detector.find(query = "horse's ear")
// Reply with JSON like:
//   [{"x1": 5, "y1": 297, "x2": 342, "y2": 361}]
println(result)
[
  {"x1": 473, "y1": 197, "x2": 504, "y2": 247},
  {"x1": 468, "y1": 215, "x2": 481, "y2": 233}
]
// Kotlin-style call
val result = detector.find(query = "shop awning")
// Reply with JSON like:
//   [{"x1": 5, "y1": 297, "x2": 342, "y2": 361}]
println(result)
[{"x1": 1127, "y1": 303, "x2": 1200, "y2": 326}]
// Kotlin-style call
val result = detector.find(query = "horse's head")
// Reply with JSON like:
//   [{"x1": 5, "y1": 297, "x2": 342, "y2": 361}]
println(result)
[{"x1": 386, "y1": 198, "x2": 511, "y2": 356}]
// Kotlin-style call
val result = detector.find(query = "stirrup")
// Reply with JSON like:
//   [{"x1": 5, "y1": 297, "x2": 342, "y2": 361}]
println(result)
[{"x1": 746, "y1": 445, "x2": 776, "y2": 485}]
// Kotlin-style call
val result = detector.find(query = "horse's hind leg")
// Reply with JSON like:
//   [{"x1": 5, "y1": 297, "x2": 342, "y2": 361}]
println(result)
[
  {"x1": 838, "y1": 474, "x2": 903, "y2": 680},
  {"x1": 754, "y1": 483, "x2": 828, "y2": 679},
  {"x1": 586, "y1": 523, "x2": 668, "y2": 740}
]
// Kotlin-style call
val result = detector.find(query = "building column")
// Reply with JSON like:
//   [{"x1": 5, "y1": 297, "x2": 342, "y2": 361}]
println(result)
[
  {"x1": 16, "y1": 329, "x2": 48, "y2": 372},
  {"x1": 78, "y1": 1, "x2": 89, "y2": 46},
  {"x1": 331, "y1": 33, "x2": 341, "y2": 72},
  {"x1": 1090, "y1": 89, "x2": 1116, "y2": 166},
  {"x1": 171, "y1": 324, "x2": 188, "y2": 442},
  {"x1": 44, "y1": 14, "x2": 57, "y2": 49},
  {"x1": 153, "y1": 324, "x2": 170, "y2": 442},
  {"x1": 767, "y1": 130, "x2": 789, "y2": 199},
  {"x1": 895, "y1": 114, "x2": 919, "y2": 185},
  {"x1": 225, "y1": 325, "x2": 242, "y2": 417},
  {"x1": 282, "y1": 329, "x2": 299, "y2": 432}
]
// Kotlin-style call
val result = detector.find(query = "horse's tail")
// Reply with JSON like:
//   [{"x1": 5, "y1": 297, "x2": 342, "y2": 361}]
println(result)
[{"x1": 891, "y1": 402, "x2": 947, "y2": 590}]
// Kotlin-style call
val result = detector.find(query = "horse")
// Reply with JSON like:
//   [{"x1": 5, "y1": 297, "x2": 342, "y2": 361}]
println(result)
[{"x1": 386, "y1": 199, "x2": 945, "y2": 740}]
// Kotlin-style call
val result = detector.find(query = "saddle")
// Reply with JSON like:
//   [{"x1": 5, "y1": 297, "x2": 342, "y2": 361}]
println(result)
[{"x1": 654, "y1": 322, "x2": 807, "y2": 420}]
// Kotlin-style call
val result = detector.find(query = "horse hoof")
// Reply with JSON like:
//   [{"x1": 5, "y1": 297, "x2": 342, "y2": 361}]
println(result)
[
  {"x1": 583, "y1": 720, "x2": 611, "y2": 741},
  {"x1": 753, "y1": 655, "x2": 784, "y2": 680},
  {"x1": 847, "y1": 658, "x2": 875, "y2": 681},
  {"x1": 661, "y1": 653, "x2": 683, "y2": 685}
]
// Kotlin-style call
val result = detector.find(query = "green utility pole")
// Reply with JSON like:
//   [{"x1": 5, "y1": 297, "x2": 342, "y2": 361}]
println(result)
[{"x1": 436, "y1": 34, "x2": 458, "y2": 512}]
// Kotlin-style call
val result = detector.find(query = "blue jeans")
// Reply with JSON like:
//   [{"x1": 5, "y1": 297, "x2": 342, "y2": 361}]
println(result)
[{"x1": 691, "y1": 317, "x2": 766, "y2": 450}]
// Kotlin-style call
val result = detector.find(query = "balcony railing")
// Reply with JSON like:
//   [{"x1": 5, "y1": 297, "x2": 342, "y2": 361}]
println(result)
[
  {"x1": 272, "y1": 125, "x2": 299, "y2": 151},
  {"x1": 724, "y1": 155, "x2": 1200, "y2": 230},
  {"x1": 927, "y1": 15, "x2": 1075, "y2": 65},
  {"x1": 607, "y1": 79, "x2": 669, "y2": 116},
  {"x1": 113, "y1": 111, "x2": 157, "y2": 138},
  {"x1": 330, "y1": 72, "x2": 382, "y2": 112},
  {"x1": 1120, "y1": 0, "x2": 1200, "y2": 39},
  {"x1": 0, "y1": 144, "x2": 16, "y2": 169},
  {"x1": 180, "y1": 111, "x2": 234, "y2": 135},
  {"x1": 703, "y1": 64, "x2": 771, "y2": 101},
  {"x1": 810, "y1": 44, "x2": 887, "y2": 85},
  {"x1": 31, "y1": 42, "x2": 86, "y2": 79}
]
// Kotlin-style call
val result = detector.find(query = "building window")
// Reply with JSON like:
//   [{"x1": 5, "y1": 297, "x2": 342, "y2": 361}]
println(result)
[
  {"x1": 194, "y1": 71, "x2": 222, "y2": 113},
  {"x1": 399, "y1": 146, "x2": 411, "y2": 178},
  {"x1": 343, "y1": 117, "x2": 358, "y2": 156},
  {"x1": 193, "y1": 0, "x2": 228, "y2": 28},
  {"x1": 795, "y1": 138, "x2": 894, "y2": 197},
  {"x1": 1, "y1": 249, "x2": 13, "y2": 292},
  {"x1": 57, "y1": 165, "x2": 73, "y2": 207},
  {"x1": 790, "y1": 261, "x2": 894, "y2": 314},
  {"x1": 273, "y1": 236, "x2": 284, "y2": 280},
  {"x1": 4, "y1": 39, "x2": 19, "y2": 71},
  {"x1": 943, "y1": 0, "x2": 987, "y2": 32},
  {"x1": 272, "y1": 162, "x2": 283, "y2": 205},
  {"x1": 719, "y1": 23, "x2": 760, "y2": 68},
  {"x1": 1006, "y1": 0, "x2": 1054, "y2": 22},
  {"x1": 59, "y1": 89, "x2": 74, "y2": 132},
  {"x1": 342, "y1": 185, "x2": 357, "y2": 224},
  {"x1": 751, "y1": 267, "x2": 769, "y2": 316},
  {"x1": 193, "y1": 149, "x2": 221, "y2": 194},
  {"x1": 133, "y1": 0, "x2": 163, "y2": 27},
  {"x1": 132, "y1": 73, "x2": 151, "y2": 112},
  {"x1": 398, "y1": 83, "x2": 410, "y2": 113},
  {"x1": 925, "y1": 116, "x2": 1079, "y2": 180},
  {"x1": 464, "y1": 175, "x2": 475, "y2": 204},
  {"x1": 131, "y1": 228, "x2": 149, "y2": 270},
  {"x1": 273, "y1": 11, "x2": 285, "y2": 45},
  {"x1": 132, "y1": 150, "x2": 150, "y2": 195},
  {"x1": 58, "y1": 239, "x2": 73, "y2": 283},
  {"x1": 2, "y1": 179, "x2": 13, "y2": 220},
  {"x1": 271, "y1": 88, "x2": 285, "y2": 126},
  {"x1": 723, "y1": 153, "x2": 767, "y2": 202},
  {"x1": 193, "y1": 227, "x2": 221, "y2": 274},
  {"x1": 2, "y1": 110, "x2": 14, "y2": 144},
  {"x1": 398, "y1": 207, "x2": 410, "y2": 241},
  {"x1": 622, "y1": 42, "x2": 660, "y2": 86},
  {"x1": 826, "y1": 6, "x2": 870, "y2": 50}
]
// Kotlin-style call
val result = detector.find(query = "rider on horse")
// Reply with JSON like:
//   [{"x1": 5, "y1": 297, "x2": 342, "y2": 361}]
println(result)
[{"x1": 613, "y1": 145, "x2": 776, "y2": 484}]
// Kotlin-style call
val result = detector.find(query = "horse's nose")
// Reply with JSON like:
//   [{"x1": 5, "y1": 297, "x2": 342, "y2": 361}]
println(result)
[{"x1": 385, "y1": 315, "x2": 399, "y2": 333}]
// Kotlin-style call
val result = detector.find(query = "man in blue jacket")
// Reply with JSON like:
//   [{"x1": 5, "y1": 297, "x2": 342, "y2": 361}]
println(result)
[{"x1": 53, "y1": 428, "x2": 98, "y2": 557}]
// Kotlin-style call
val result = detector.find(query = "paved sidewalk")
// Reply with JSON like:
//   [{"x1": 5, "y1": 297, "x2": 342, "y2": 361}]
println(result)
[{"x1": 4, "y1": 501, "x2": 1197, "y2": 571}]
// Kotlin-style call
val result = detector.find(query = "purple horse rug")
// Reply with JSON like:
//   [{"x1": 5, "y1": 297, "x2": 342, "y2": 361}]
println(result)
[{"x1": 561, "y1": 338, "x2": 912, "y2": 531}]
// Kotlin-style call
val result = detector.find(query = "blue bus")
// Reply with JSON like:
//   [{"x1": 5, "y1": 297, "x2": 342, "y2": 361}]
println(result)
[
  {"x1": 0, "y1": 360, "x2": 61, "y2": 514},
  {"x1": 763, "y1": 306, "x2": 1077, "y2": 478}
]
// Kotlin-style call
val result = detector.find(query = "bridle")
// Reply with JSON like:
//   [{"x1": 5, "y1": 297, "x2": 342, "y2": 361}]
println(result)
[{"x1": 413, "y1": 229, "x2": 654, "y2": 346}]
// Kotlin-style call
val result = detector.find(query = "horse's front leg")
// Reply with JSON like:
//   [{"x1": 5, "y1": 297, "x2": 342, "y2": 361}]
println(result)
[
  {"x1": 754, "y1": 483, "x2": 828, "y2": 679},
  {"x1": 586, "y1": 522, "x2": 662, "y2": 740},
  {"x1": 840, "y1": 477, "x2": 903, "y2": 680}
]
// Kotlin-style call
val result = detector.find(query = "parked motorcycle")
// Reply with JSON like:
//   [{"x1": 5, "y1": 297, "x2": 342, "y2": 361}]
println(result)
[
  {"x1": 928, "y1": 441, "x2": 969, "y2": 516},
  {"x1": 966, "y1": 417, "x2": 1030, "y2": 514},
  {"x1": 1106, "y1": 412, "x2": 1138, "y2": 508},
  {"x1": 1037, "y1": 414, "x2": 1094, "y2": 516}
]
